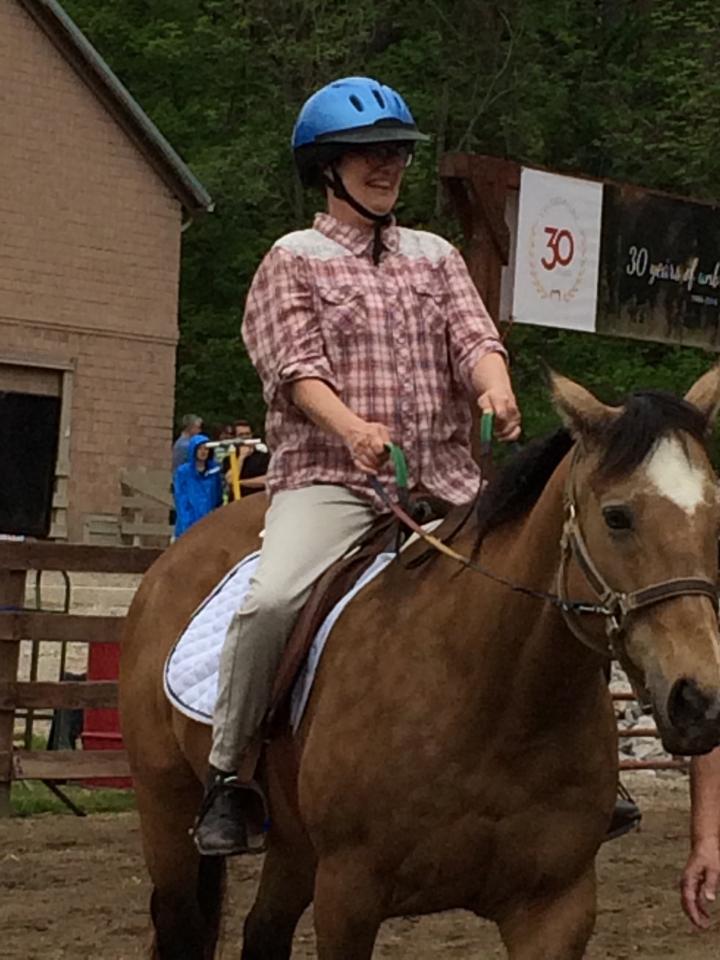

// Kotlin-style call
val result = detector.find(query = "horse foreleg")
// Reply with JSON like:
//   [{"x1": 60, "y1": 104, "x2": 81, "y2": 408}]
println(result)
[
  {"x1": 495, "y1": 868, "x2": 596, "y2": 960},
  {"x1": 241, "y1": 840, "x2": 315, "y2": 960},
  {"x1": 312, "y1": 855, "x2": 383, "y2": 960},
  {"x1": 135, "y1": 777, "x2": 225, "y2": 960}
]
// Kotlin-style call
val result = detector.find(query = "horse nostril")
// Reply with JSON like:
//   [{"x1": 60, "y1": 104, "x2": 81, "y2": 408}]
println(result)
[{"x1": 668, "y1": 678, "x2": 714, "y2": 730}]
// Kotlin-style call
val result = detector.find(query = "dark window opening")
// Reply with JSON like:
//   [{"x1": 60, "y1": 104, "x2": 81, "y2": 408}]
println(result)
[{"x1": 0, "y1": 391, "x2": 60, "y2": 537}]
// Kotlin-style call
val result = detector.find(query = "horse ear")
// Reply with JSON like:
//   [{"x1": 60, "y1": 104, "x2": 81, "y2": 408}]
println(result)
[
  {"x1": 549, "y1": 371, "x2": 620, "y2": 439},
  {"x1": 684, "y1": 365, "x2": 720, "y2": 431}
]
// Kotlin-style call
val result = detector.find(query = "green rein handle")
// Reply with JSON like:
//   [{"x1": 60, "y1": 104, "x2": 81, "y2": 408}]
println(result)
[
  {"x1": 480, "y1": 410, "x2": 494, "y2": 452},
  {"x1": 385, "y1": 442, "x2": 409, "y2": 489},
  {"x1": 384, "y1": 412, "x2": 495, "y2": 488}
]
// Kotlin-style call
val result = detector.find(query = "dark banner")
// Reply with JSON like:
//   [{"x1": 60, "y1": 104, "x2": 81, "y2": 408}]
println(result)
[{"x1": 598, "y1": 185, "x2": 720, "y2": 349}]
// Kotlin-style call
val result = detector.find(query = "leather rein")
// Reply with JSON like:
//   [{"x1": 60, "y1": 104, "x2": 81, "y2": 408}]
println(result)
[{"x1": 372, "y1": 443, "x2": 719, "y2": 659}]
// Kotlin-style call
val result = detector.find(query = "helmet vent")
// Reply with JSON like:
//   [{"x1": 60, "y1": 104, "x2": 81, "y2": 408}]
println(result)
[
  {"x1": 372, "y1": 89, "x2": 386, "y2": 109},
  {"x1": 349, "y1": 94, "x2": 364, "y2": 112}
]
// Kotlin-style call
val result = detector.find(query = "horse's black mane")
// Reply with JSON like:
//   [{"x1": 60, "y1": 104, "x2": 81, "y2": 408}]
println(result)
[
  {"x1": 474, "y1": 389, "x2": 709, "y2": 547},
  {"x1": 474, "y1": 429, "x2": 573, "y2": 548},
  {"x1": 595, "y1": 389, "x2": 707, "y2": 477}
]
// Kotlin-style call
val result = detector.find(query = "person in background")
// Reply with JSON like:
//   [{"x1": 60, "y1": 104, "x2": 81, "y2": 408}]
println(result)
[
  {"x1": 216, "y1": 424, "x2": 238, "y2": 503},
  {"x1": 681, "y1": 749, "x2": 720, "y2": 928},
  {"x1": 223, "y1": 419, "x2": 269, "y2": 499},
  {"x1": 233, "y1": 419, "x2": 253, "y2": 462},
  {"x1": 172, "y1": 414, "x2": 203, "y2": 473},
  {"x1": 173, "y1": 433, "x2": 223, "y2": 537}
]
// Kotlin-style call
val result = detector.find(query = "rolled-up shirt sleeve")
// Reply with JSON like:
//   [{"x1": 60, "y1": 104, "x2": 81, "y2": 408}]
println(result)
[
  {"x1": 442, "y1": 246, "x2": 508, "y2": 394},
  {"x1": 242, "y1": 246, "x2": 337, "y2": 402}
]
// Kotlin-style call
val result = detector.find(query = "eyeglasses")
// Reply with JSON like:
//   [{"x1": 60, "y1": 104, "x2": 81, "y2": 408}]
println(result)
[{"x1": 350, "y1": 143, "x2": 414, "y2": 167}]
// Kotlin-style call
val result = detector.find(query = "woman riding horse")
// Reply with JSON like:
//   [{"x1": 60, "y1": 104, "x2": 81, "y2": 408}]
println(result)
[{"x1": 193, "y1": 76, "x2": 523, "y2": 855}]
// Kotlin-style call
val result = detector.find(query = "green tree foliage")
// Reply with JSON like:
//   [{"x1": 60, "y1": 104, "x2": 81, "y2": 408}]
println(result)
[{"x1": 63, "y1": 0, "x2": 720, "y2": 440}]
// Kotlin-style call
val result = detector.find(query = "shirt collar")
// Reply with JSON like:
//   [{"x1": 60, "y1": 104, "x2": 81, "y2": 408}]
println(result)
[{"x1": 313, "y1": 212, "x2": 399, "y2": 258}]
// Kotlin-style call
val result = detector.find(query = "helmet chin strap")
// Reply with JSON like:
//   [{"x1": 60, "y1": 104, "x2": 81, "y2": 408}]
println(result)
[{"x1": 324, "y1": 166, "x2": 391, "y2": 266}]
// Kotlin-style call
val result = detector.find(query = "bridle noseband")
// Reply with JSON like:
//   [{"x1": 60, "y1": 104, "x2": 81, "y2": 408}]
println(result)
[{"x1": 557, "y1": 455, "x2": 719, "y2": 657}]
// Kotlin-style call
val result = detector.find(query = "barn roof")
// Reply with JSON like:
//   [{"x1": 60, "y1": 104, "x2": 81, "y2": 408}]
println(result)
[{"x1": 19, "y1": 0, "x2": 214, "y2": 215}]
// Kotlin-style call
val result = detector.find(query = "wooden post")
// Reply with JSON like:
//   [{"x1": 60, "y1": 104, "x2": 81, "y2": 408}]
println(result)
[
  {"x1": 439, "y1": 153, "x2": 518, "y2": 464},
  {"x1": 0, "y1": 569, "x2": 26, "y2": 816},
  {"x1": 440, "y1": 153, "x2": 518, "y2": 315}
]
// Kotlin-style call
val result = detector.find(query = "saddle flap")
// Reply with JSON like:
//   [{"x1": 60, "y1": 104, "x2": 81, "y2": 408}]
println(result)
[{"x1": 267, "y1": 513, "x2": 399, "y2": 725}]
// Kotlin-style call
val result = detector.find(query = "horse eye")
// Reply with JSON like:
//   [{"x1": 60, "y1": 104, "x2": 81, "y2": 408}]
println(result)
[{"x1": 603, "y1": 506, "x2": 633, "y2": 531}]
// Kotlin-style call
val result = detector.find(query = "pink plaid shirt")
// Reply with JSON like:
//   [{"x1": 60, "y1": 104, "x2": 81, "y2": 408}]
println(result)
[{"x1": 242, "y1": 212, "x2": 507, "y2": 508}]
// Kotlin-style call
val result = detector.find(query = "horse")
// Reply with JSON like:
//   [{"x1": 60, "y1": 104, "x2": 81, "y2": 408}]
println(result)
[{"x1": 120, "y1": 369, "x2": 720, "y2": 960}]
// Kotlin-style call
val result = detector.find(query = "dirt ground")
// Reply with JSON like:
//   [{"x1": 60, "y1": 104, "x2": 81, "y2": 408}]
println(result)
[
  {"x1": 1, "y1": 773, "x2": 717, "y2": 959},
  {"x1": 5, "y1": 578, "x2": 714, "y2": 955}
]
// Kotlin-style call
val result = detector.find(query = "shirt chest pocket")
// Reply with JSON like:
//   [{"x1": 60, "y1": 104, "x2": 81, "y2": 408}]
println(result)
[
  {"x1": 412, "y1": 279, "x2": 448, "y2": 341},
  {"x1": 317, "y1": 283, "x2": 368, "y2": 345}
]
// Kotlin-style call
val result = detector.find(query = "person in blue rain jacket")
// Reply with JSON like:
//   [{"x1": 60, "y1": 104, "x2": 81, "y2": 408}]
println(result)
[{"x1": 173, "y1": 433, "x2": 223, "y2": 537}]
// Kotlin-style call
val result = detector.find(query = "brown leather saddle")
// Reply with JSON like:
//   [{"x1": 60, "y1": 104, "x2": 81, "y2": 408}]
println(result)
[{"x1": 264, "y1": 496, "x2": 475, "y2": 734}]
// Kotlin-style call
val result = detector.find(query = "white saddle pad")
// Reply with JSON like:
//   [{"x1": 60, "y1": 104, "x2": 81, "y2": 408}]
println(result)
[
  {"x1": 163, "y1": 519, "x2": 443, "y2": 731},
  {"x1": 164, "y1": 550, "x2": 397, "y2": 730}
]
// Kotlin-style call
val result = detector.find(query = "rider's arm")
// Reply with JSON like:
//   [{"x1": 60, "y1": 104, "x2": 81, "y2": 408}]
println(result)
[
  {"x1": 681, "y1": 750, "x2": 720, "y2": 927},
  {"x1": 471, "y1": 352, "x2": 521, "y2": 442},
  {"x1": 440, "y1": 248, "x2": 520, "y2": 441},
  {"x1": 291, "y1": 379, "x2": 388, "y2": 474},
  {"x1": 441, "y1": 246, "x2": 507, "y2": 391},
  {"x1": 471, "y1": 351, "x2": 515, "y2": 398},
  {"x1": 291, "y1": 379, "x2": 364, "y2": 441},
  {"x1": 242, "y1": 247, "x2": 338, "y2": 403},
  {"x1": 242, "y1": 248, "x2": 387, "y2": 473},
  {"x1": 691, "y1": 750, "x2": 720, "y2": 849}
]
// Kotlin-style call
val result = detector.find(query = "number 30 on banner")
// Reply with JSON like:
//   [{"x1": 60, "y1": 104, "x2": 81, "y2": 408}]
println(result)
[{"x1": 541, "y1": 226, "x2": 575, "y2": 270}]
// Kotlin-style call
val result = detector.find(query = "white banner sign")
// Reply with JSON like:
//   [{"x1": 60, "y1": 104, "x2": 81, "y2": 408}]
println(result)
[{"x1": 512, "y1": 168, "x2": 603, "y2": 332}]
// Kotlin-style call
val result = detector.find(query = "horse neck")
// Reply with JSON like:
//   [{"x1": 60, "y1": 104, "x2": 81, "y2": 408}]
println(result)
[
  {"x1": 458, "y1": 452, "x2": 607, "y2": 717},
  {"x1": 471, "y1": 452, "x2": 569, "y2": 596}
]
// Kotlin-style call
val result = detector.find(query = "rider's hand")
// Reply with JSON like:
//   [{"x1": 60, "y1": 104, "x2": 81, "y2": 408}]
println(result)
[
  {"x1": 681, "y1": 839, "x2": 720, "y2": 929},
  {"x1": 345, "y1": 421, "x2": 391, "y2": 474},
  {"x1": 477, "y1": 388, "x2": 522, "y2": 442}
]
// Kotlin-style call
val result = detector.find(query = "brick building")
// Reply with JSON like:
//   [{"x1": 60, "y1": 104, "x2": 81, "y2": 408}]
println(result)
[{"x1": 0, "y1": 0, "x2": 212, "y2": 541}]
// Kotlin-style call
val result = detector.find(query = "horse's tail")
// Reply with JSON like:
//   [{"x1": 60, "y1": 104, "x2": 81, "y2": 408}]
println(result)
[
  {"x1": 198, "y1": 856, "x2": 227, "y2": 959},
  {"x1": 148, "y1": 856, "x2": 227, "y2": 959}
]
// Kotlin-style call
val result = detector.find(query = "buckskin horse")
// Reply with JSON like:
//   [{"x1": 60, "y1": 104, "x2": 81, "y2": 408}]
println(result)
[{"x1": 120, "y1": 369, "x2": 720, "y2": 959}]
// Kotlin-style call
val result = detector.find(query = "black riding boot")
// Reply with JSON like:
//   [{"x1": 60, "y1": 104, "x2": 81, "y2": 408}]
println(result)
[
  {"x1": 604, "y1": 782, "x2": 641, "y2": 842},
  {"x1": 193, "y1": 766, "x2": 270, "y2": 857}
]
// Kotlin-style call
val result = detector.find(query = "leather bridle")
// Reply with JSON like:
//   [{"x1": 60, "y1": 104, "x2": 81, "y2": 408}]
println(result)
[{"x1": 557, "y1": 453, "x2": 719, "y2": 657}]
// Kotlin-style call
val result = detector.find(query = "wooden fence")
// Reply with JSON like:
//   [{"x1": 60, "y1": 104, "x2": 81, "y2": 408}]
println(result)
[
  {"x1": 613, "y1": 691, "x2": 688, "y2": 771},
  {"x1": 0, "y1": 540, "x2": 691, "y2": 817},
  {"x1": 0, "y1": 540, "x2": 162, "y2": 816},
  {"x1": 120, "y1": 467, "x2": 173, "y2": 546},
  {"x1": 82, "y1": 468, "x2": 173, "y2": 547}
]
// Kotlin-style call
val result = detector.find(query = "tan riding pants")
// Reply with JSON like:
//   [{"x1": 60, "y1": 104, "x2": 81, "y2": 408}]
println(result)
[{"x1": 209, "y1": 484, "x2": 377, "y2": 774}]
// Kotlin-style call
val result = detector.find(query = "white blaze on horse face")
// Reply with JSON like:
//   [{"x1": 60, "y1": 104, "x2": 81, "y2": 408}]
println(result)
[{"x1": 645, "y1": 436, "x2": 708, "y2": 515}]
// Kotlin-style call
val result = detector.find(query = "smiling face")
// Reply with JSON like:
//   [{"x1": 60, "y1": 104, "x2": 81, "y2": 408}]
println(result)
[{"x1": 327, "y1": 143, "x2": 411, "y2": 223}]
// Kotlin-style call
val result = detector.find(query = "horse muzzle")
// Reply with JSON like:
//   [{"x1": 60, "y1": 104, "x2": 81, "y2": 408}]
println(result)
[{"x1": 655, "y1": 677, "x2": 720, "y2": 755}]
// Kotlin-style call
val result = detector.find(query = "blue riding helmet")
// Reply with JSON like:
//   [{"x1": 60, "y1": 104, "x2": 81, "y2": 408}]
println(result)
[{"x1": 292, "y1": 76, "x2": 429, "y2": 185}]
